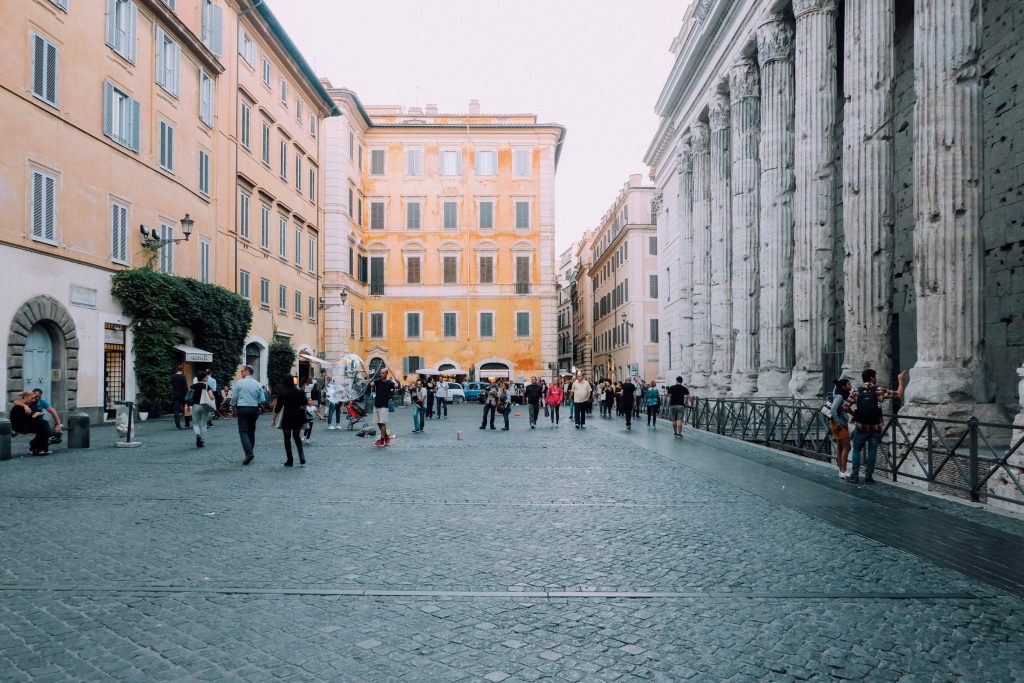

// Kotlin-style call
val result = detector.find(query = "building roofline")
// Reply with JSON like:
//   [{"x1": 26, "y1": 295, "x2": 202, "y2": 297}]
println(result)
[{"x1": 250, "y1": 1, "x2": 340, "y2": 116}]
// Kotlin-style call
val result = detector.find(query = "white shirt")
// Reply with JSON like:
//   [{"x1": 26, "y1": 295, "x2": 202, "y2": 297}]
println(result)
[{"x1": 436, "y1": 383, "x2": 448, "y2": 399}]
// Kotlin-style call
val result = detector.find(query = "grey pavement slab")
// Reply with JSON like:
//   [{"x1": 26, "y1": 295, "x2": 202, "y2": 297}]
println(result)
[{"x1": 0, "y1": 404, "x2": 1022, "y2": 681}]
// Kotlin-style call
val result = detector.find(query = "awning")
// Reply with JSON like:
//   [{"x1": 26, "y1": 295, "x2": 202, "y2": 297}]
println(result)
[
  {"x1": 175, "y1": 344, "x2": 213, "y2": 363},
  {"x1": 298, "y1": 353, "x2": 331, "y2": 365}
]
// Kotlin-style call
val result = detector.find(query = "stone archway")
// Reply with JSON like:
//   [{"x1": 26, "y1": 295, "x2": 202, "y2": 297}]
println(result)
[{"x1": 7, "y1": 295, "x2": 79, "y2": 414}]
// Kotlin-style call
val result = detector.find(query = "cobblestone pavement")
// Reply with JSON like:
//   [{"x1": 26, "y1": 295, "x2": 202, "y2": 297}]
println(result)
[{"x1": 1, "y1": 405, "x2": 1023, "y2": 681}]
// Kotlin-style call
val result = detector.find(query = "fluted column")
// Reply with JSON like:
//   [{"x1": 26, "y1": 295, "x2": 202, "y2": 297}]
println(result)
[
  {"x1": 905, "y1": 0, "x2": 991, "y2": 414},
  {"x1": 842, "y1": 0, "x2": 895, "y2": 384},
  {"x1": 709, "y1": 91, "x2": 734, "y2": 394},
  {"x1": 729, "y1": 58, "x2": 761, "y2": 396},
  {"x1": 690, "y1": 121, "x2": 712, "y2": 390},
  {"x1": 678, "y1": 136, "x2": 695, "y2": 381},
  {"x1": 756, "y1": 15, "x2": 796, "y2": 396},
  {"x1": 790, "y1": 0, "x2": 838, "y2": 398}
]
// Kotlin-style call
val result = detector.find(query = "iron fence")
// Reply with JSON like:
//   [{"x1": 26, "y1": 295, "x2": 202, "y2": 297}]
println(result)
[{"x1": 660, "y1": 396, "x2": 1024, "y2": 508}]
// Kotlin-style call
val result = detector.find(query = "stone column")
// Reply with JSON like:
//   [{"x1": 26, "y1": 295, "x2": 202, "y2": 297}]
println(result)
[
  {"x1": 756, "y1": 15, "x2": 796, "y2": 396},
  {"x1": 690, "y1": 121, "x2": 713, "y2": 390},
  {"x1": 842, "y1": 0, "x2": 895, "y2": 383},
  {"x1": 709, "y1": 90, "x2": 734, "y2": 394},
  {"x1": 790, "y1": 0, "x2": 838, "y2": 398},
  {"x1": 729, "y1": 58, "x2": 761, "y2": 396},
  {"x1": 677, "y1": 136, "x2": 695, "y2": 381},
  {"x1": 905, "y1": 0, "x2": 996, "y2": 419}
]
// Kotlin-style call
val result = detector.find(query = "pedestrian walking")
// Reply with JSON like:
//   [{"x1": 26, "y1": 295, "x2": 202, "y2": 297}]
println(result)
[
  {"x1": 231, "y1": 365, "x2": 263, "y2": 465},
  {"x1": 435, "y1": 380, "x2": 449, "y2": 419},
  {"x1": 619, "y1": 378, "x2": 637, "y2": 429},
  {"x1": 480, "y1": 383, "x2": 498, "y2": 430},
  {"x1": 603, "y1": 382, "x2": 615, "y2": 418},
  {"x1": 842, "y1": 368, "x2": 907, "y2": 484},
  {"x1": 411, "y1": 380, "x2": 426, "y2": 433},
  {"x1": 666, "y1": 376, "x2": 693, "y2": 438},
  {"x1": 546, "y1": 381, "x2": 563, "y2": 426},
  {"x1": 189, "y1": 370, "x2": 217, "y2": 448},
  {"x1": 271, "y1": 375, "x2": 307, "y2": 467},
  {"x1": 372, "y1": 368, "x2": 398, "y2": 447},
  {"x1": 498, "y1": 381, "x2": 512, "y2": 430},
  {"x1": 634, "y1": 382, "x2": 644, "y2": 420},
  {"x1": 309, "y1": 380, "x2": 324, "y2": 421},
  {"x1": 829, "y1": 378, "x2": 853, "y2": 478},
  {"x1": 645, "y1": 382, "x2": 660, "y2": 428},
  {"x1": 326, "y1": 377, "x2": 343, "y2": 430},
  {"x1": 425, "y1": 378, "x2": 436, "y2": 419},
  {"x1": 170, "y1": 366, "x2": 188, "y2": 429},
  {"x1": 525, "y1": 376, "x2": 543, "y2": 429},
  {"x1": 302, "y1": 381, "x2": 317, "y2": 443},
  {"x1": 572, "y1": 373, "x2": 592, "y2": 429}
]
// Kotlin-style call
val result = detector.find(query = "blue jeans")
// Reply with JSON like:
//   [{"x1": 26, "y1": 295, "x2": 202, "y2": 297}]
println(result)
[
  {"x1": 327, "y1": 402, "x2": 343, "y2": 426},
  {"x1": 850, "y1": 428, "x2": 883, "y2": 478},
  {"x1": 413, "y1": 404, "x2": 424, "y2": 431},
  {"x1": 235, "y1": 406, "x2": 259, "y2": 456}
]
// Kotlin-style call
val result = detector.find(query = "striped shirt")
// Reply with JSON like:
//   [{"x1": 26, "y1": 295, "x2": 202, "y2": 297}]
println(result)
[{"x1": 841, "y1": 383, "x2": 901, "y2": 432}]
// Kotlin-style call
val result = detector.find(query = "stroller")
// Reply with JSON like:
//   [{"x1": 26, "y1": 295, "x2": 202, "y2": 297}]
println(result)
[{"x1": 344, "y1": 399, "x2": 368, "y2": 430}]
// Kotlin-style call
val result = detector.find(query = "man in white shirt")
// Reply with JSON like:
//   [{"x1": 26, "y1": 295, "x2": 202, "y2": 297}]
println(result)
[
  {"x1": 435, "y1": 381, "x2": 448, "y2": 419},
  {"x1": 571, "y1": 374, "x2": 593, "y2": 429}
]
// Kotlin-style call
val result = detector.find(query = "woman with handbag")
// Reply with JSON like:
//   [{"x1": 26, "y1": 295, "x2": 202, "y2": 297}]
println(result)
[
  {"x1": 271, "y1": 375, "x2": 307, "y2": 466},
  {"x1": 829, "y1": 378, "x2": 853, "y2": 478},
  {"x1": 189, "y1": 370, "x2": 217, "y2": 448},
  {"x1": 546, "y1": 381, "x2": 563, "y2": 426}
]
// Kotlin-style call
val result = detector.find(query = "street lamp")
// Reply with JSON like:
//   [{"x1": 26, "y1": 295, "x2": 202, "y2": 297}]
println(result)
[
  {"x1": 140, "y1": 213, "x2": 194, "y2": 249},
  {"x1": 318, "y1": 286, "x2": 349, "y2": 310}
]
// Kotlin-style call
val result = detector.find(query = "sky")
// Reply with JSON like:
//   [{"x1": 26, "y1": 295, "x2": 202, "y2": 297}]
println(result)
[{"x1": 264, "y1": 0, "x2": 686, "y2": 253}]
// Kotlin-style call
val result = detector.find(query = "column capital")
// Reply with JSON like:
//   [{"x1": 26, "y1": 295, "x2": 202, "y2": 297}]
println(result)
[
  {"x1": 793, "y1": 0, "x2": 838, "y2": 19},
  {"x1": 756, "y1": 16, "x2": 794, "y2": 64},
  {"x1": 709, "y1": 91, "x2": 731, "y2": 131},
  {"x1": 691, "y1": 121, "x2": 710, "y2": 151},
  {"x1": 729, "y1": 59, "x2": 760, "y2": 100},
  {"x1": 675, "y1": 136, "x2": 693, "y2": 174}
]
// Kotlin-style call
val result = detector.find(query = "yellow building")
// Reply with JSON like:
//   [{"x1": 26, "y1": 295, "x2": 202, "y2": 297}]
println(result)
[
  {"x1": 324, "y1": 92, "x2": 565, "y2": 383},
  {"x1": 0, "y1": 0, "x2": 334, "y2": 420}
]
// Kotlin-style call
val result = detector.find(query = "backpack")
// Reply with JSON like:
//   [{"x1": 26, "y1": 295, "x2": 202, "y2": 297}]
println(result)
[{"x1": 854, "y1": 386, "x2": 882, "y2": 425}]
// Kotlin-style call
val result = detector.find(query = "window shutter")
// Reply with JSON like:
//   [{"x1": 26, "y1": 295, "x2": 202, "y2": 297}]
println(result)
[
  {"x1": 209, "y1": 4, "x2": 223, "y2": 55},
  {"x1": 403, "y1": 357, "x2": 410, "y2": 375},
  {"x1": 126, "y1": 2, "x2": 138, "y2": 62},
  {"x1": 129, "y1": 97, "x2": 141, "y2": 152},
  {"x1": 170, "y1": 41, "x2": 181, "y2": 96},
  {"x1": 155, "y1": 28, "x2": 165, "y2": 88},
  {"x1": 102, "y1": 81, "x2": 114, "y2": 138},
  {"x1": 45, "y1": 40, "x2": 57, "y2": 104},
  {"x1": 105, "y1": 0, "x2": 117, "y2": 47},
  {"x1": 32, "y1": 35, "x2": 45, "y2": 100}
]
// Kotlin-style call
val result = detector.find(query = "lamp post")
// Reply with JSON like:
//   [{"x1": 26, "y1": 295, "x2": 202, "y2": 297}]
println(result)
[
  {"x1": 621, "y1": 312, "x2": 634, "y2": 380},
  {"x1": 318, "y1": 286, "x2": 348, "y2": 310},
  {"x1": 140, "y1": 213, "x2": 194, "y2": 249}
]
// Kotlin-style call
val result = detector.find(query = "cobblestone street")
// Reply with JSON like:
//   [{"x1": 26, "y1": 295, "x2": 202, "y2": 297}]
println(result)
[{"x1": 2, "y1": 405, "x2": 1023, "y2": 681}]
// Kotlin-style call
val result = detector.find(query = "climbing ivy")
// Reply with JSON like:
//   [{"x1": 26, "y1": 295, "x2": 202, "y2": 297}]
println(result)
[
  {"x1": 111, "y1": 268, "x2": 253, "y2": 412},
  {"x1": 267, "y1": 340, "x2": 297, "y2": 396}
]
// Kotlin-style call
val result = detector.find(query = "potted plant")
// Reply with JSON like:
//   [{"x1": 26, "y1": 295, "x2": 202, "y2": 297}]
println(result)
[{"x1": 137, "y1": 398, "x2": 151, "y2": 422}]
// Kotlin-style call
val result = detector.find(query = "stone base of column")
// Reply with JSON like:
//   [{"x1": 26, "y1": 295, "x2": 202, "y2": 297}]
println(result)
[
  {"x1": 903, "y1": 363, "x2": 988, "y2": 406},
  {"x1": 757, "y1": 370, "x2": 792, "y2": 397},
  {"x1": 730, "y1": 372, "x2": 758, "y2": 397},
  {"x1": 690, "y1": 369, "x2": 711, "y2": 391},
  {"x1": 788, "y1": 370, "x2": 822, "y2": 398},
  {"x1": 902, "y1": 400, "x2": 1007, "y2": 427}
]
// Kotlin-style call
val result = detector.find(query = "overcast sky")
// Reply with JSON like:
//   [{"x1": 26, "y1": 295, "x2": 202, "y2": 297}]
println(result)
[{"x1": 265, "y1": 0, "x2": 685, "y2": 253}]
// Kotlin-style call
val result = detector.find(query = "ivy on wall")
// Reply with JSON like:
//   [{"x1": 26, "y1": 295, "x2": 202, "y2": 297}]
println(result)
[
  {"x1": 267, "y1": 340, "x2": 297, "y2": 396},
  {"x1": 111, "y1": 269, "x2": 253, "y2": 411}
]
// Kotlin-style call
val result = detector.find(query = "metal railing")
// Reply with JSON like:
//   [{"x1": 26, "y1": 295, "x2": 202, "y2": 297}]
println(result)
[
  {"x1": 515, "y1": 282, "x2": 531, "y2": 295},
  {"x1": 369, "y1": 283, "x2": 385, "y2": 295},
  {"x1": 660, "y1": 396, "x2": 1024, "y2": 508}
]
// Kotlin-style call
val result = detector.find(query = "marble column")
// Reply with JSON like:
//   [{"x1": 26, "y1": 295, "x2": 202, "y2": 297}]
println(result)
[
  {"x1": 842, "y1": 0, "x2": 895, "y2": 383},
  {"x1": 709, "y1": 90, "x2": 734, "y2": 394},
  {"x1": 905, "y1": 0, "x2": 995, "y2": 418},
  {"x1": 677, "y1": 136, "x2": 695, "y2": 381},
  {"x1": 790, "y1": 0, "x2": 838, "y2": 398},
  {"x1": 729, "y1": 58, "x2": 761, "y2": 396},
  {"x1": 690, "y1": 121, "x2": 713, "y2": 390},
  {"x1": 756, "y1": 15, "x2": 796, "y2": 397}
]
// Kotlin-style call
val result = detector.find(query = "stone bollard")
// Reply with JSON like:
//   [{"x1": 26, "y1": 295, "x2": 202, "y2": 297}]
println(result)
[
  {"x1": 67, "y1": 412, "x2": 90, "y2": 449},
  {"x1": 0, "y1": 417, "x2": 11, "y2": 461}
]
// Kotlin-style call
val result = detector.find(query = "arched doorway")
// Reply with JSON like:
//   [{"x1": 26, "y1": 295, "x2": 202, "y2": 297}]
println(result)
[
  {"x1": 479, "y1": 361, "x2": 510, "y2": 381},
  {"x1": 23, "y1": 323, "x2": 53, "y2": 397},
  {"x1": 245, "y1": 342, "x2": 262, "y2": 381},
  {"x1": 368, "y1": 357, "x2": 385, "y2": 375}
]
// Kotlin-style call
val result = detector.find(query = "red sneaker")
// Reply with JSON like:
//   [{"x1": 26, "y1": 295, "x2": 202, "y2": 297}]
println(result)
[
  {"x1": 384, "y1": 438, "x2": 391, "y2": 446},
  {"x1": 373, "y1": 439, "x2": 385, "y2": 447}
]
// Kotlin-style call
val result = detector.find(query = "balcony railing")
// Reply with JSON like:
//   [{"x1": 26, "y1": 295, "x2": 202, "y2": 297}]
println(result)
[
  {"x1": 515, "y1": 282, "x2": 530, "y2": 295},
  {"x1": 659, "y1": 395, "x2": 1024, "y2": 508},
  {"x1": 370, "y1": 283, "x2": 385, "y2": 295}
]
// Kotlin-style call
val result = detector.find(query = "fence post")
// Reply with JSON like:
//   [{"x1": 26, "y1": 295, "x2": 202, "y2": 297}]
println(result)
[
  {"x1": 890, "y1": 414, "x2": 898, "y2": 482},
  {"x1": 717, "y1": 401, "x2": 725, "y2": 435},
  {"x1": 969, "y1": 417, "x2": 980, "y2": 502}
]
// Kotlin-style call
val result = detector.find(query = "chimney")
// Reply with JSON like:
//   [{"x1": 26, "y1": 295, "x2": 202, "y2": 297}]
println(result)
[
  {"x1": 468, "y1": 99, "x2": 481, "y2": 116},
  {"x1": 425, "y1": 103, "x2": 438, "y2": 115}
]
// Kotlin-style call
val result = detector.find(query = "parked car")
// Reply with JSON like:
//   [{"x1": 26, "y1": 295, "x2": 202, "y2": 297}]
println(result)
[
  {"x1": 462, "y1": 382, "x2": 488, "y2": 402},
  {"x1": 444, "y1": 382, "x2": 465, "y2": 404}
]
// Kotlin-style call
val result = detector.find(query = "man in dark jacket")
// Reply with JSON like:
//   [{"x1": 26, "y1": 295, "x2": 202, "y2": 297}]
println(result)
[
  {"x1": 524, "y1": 377, "x2": 543, "y2": 429},
  {"x1": 170, "y1": 366, "x2": 188, "y2": 429}
]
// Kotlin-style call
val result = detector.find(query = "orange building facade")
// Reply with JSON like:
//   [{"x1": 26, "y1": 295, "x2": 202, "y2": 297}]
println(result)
[{"x1": 323, "y1": 91, "x2": 565, "y2": 383}]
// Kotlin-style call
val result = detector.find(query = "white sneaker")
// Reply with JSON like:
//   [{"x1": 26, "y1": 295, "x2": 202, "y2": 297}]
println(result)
[{"x1": 839, "y1": 471, "x2": 848, "y2": 479}]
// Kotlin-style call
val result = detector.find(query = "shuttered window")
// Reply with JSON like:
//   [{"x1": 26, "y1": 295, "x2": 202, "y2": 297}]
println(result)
[
  {"x1": 294, "y1": 228, "x2": 302, "y2": 266},
  {"x1": 650, "y1": 319, "x2": 659, "y2": 344},
  {"x1": 278, "y1": 285, "x2": 287, "y2": 311},
  {"x1": 260, "y1": 121, "x2": 270, "y2": 163},
  {"x1": 279, "y1": 139, "x2": 288, "y2": 179},
  {"x1": 516, "y1": 312, "x2": 530, "y2": 337},
  {"x1": 278, "y1": 216, "x2": 287, "y2": 256},
  {"x1": 239, "y1": 270, "x2": 250, "y2": 298},
  {"x1": 440, "y1": 150, "x2": 462, "y2": 176},
  {"x1": 240, "y1": 102, "x2": 250, "y2": 148},
  {"x1": 295, "y1": 290, "x2": 302, "y2": 315},
  {"x1": 30, "y1": 170, "x2": 57, "y2": 244},
  {"x1": 479, "y1": 201, "x2": 494, "y2": 230},
  {"x1": 262, "y1": 57, "x2": 271, "y2": 85},
  {"x1": 110, "y1": 200, "x2": 128, "y2": 264},
  {"x1": 259, "y1": 278, "x2": 269, "y2": 307},
  {"x1": 515, "y1": 201, "x2": 530, "y2": 229},
  {"x1": 405, "y1": 148, "x2": 422, "y2": 176},
  {"x1": 443, "y1": 201, "x2": 458, "y2": 230},
  {"x1": 403, "y1": 356, "x2": 424, "y2": 374},
  {"x1": 649, "y1": 235, "x2": 658, "y2": 255},
  {"x1": 443, "y1": 312, "x2": 458, "y2": 338},
  {"x1": 370, "y1": 312, "x2": 384, "y2": 339},
  {"x1": 31, "y1": 33, "x2": 58, "y2": 107},
  {"x1": 198, "y1": 149, "x2": 210, "y2": 195},
  {"x1": 649, "y1": 274, "x2": 658, "y2": 299},
  {"x1": 158, "y1": 222, "x2": 173, "y2": 274},
  {"x1": 515, "y1": 256, "x2": 530, "y2": 284},
  {"x1": 443, "y1": 256, "x2": 457, "y2": 284},
  {"x1": 370, "y1": 201, "x2": 385, "y2": 229},
  {"x1": 479, "y1": 312, "x2": 494, "y2": 338},
  {"x1": 513, "y1": 149, "x2": 530, "y2": 176},
  {"x1": 200, "y1": 240, "x2": 211, "y2": 283},
  {"x1": 478, "y1": 256, "x2": 494, "y2": 284},
  {"x1": 370, "y1": 149, "x2": 385, "y2": 175},
  {"x1": 201, "y1": 0, "x2": 223, "y2": 55},
  {"x1": 308, "y1": 236, "x2": 316, "y2": 273},
  {"x1": 406, "y1": 256, "x2": 421, "y2": 284},
  {"x1": 199, "y1": 69, "x2": 214, "y2": 127},
  {"x1": 309, "y1": 167, "x2": 316, "y2": 202},
  {"x1": 155, "y1": 27, "x2": 180, "y2": 96},
  {"x1": 260, "y1": 204, "x2": 270, "y2": 249},
  {"x1": 105, "y1": 0, "x2": 137, "y2": 63},
  {"x1": 406, "y1": 201, "x2": 421, "y2": 230},
  {"x1": 406, "y1": 312, "x2": 420, "y2": 338},
  {"x1": 295, "y1": 154, "x2": 302, "y2": 191},
  {"x1": 103, "y1": 81, "x2": 140, "y2": 152},
  {"x1": 475, "y1": 150, "x2": 497, "y2": 176},
  {"x1": 238, "y1": 28, "x2": 256, "y2": 66},
  {"x1": 369, "y1": 257, "x2": 383, "y2": 289},
  {"x1": 158, "y1": 120, "x2": 173, "y2": 171},
  {"x1": 238, "y1": 190, "x2": 249, "y2": 239}
]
